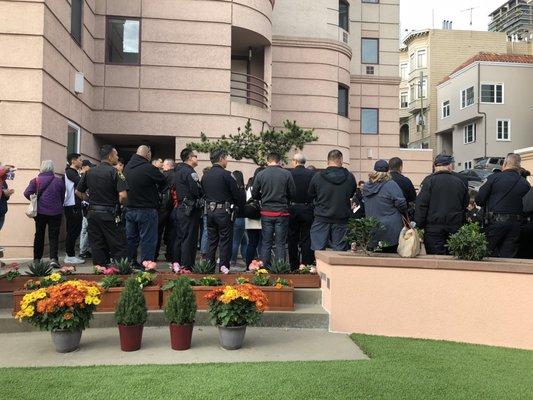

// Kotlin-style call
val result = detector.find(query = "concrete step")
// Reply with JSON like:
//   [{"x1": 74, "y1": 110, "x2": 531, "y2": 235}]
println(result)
[{"x1": 0, "y1": 303, "x2": 329, "y2": 333}]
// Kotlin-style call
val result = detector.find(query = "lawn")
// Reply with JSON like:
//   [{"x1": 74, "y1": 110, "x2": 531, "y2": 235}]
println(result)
[{"x1": 1, "y1": 334, "x2": 532, "y2": 400}]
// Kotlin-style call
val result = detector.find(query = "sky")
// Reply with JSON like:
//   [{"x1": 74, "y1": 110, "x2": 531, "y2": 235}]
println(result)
[{"x1": 400, "y1": 0, "x2": 507, "y2": 40}]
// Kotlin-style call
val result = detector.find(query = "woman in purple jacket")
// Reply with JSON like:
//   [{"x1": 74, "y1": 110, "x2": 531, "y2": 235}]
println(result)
[{"x1": 24, "y1": 160, "x2": 65, "y2": 268}]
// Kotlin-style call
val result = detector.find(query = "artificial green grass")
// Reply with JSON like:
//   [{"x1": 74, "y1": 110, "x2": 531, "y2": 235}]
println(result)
[{"x1": 1, "y1": 334, "x2": 532, "y2": 400}]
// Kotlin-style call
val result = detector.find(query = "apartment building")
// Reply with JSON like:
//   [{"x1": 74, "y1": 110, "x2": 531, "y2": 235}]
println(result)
[
  {"x1": 489, "y1": 0, "x2": 533, "y2": 41},
  {"x1": 436, "y1": 53, "x2": 533, "y2": 170},
  {"x1": 0, "y1": 0, "x2": 432, "y2": 258},
  {"x1": 398, "y1": 29, "x2": 515, "y2": 152}
]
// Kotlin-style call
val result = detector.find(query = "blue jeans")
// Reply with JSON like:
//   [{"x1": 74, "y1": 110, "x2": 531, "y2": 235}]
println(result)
[
  {"x1": 0, "y1": 213, "x2": 5, "y2": 232},
  {"x1": 200, "y1": 215, "x2": 208, "y2": 255},
  {"x1": 260, "y1": 216, "x2": 289, "y2": 267},
  {"x1": 245, "y1": 230, "x2": 262, "y2": 267},
  {"x1": 310, "y1": 220, "x2": 348, "y2": 251},
  {"x1": 125, "y1": 208, "x2": 158, "y2": 262},
  {"x1": 231, "y1": 218, "x2": 248, "y2": 264}
]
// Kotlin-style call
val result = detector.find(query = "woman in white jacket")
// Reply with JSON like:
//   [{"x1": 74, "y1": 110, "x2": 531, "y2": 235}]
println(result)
[{"x1": 244, "y1": 169, "x2": 263, "y2": 267}]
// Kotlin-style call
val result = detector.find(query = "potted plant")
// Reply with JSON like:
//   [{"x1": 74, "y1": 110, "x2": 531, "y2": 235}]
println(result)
[
  {"x1": 164, "y1": 276, "x2": 197, "y2": 350},
  {"x1": 15, "y1": 280, "x2": 102, "y2": 352},
  {"x1": 205, "y1": 284, "x2": 268, "y2": 350},
  {"x1": 114, "y1": 277, "x2": 147, "y2": 352},
  {"x1": 346, "y1": 217, "x2": 387, "y2": 255},
  {"x1": 446, "y1": 223, "x2": 490, "y2": 261}
]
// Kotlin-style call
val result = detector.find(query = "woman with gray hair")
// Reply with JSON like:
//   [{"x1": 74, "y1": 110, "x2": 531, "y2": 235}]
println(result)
[{"x1": 24, "y1": 160, "x2": 65, "y2": 268}]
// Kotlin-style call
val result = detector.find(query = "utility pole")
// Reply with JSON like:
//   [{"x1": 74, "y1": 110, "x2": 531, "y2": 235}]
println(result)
[
  {"x1": 418, "y1": 71, "x2": 425, "y2": 136},
  {"x1": 461, "y1": 7, "x2": 477, "y2": 27}
]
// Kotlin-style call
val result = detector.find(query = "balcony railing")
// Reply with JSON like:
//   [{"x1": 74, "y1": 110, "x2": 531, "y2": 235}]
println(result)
[{"x1": 230, "y1": 72, "x2": 269, "y2": 109}]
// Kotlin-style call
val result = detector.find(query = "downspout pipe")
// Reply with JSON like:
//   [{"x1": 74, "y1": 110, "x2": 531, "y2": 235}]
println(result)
[{"x1": 477, "y1": 62, "x2": 488, "y2": 159}]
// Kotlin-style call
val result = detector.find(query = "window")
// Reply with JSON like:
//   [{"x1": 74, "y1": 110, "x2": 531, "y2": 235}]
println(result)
[
  {"x1": 464, "y1": 161, "x2": 473, "y2": 170},
  {"x1": 497, "y1": 119, "x2": 511, "y2": 141},
  {"x1": 400, "y1": 92, "x2": 409, "y2": 108},
  {"x1": 361, "y1": 108, "x2": 379, "y2": 134},
  {"x1": 106, "y1": 17, "x2": 140, "y2": 65},
  {"x1": 463, "y1": 123, "x2": 476, "y2": 144},
  {"x1": 71, "y1": 0, "x2": 83, "y2": 45},
  {"x1": 400, "y1": 63, "x2": 408, "y2": 80},
  {"x1": 362, "y1": 38, "x2": 379, "y2": 64},
  {"x1": 366, "y1": 66, "x2": 375, "y2": 75},
  {"x1": 67, "y1": 122, "x2": 81, "y2": 154},
  {"x1": 442, "y1": 100, "x2": 450, "y2": 118},
  {"x1": 481, "y1": 84, "x2": 504, "y2": 104},
  {"x1": 338, "y1": 84, "x2": 349, "y2": 117},
  {"x1": 410, "y1": 83, "x2": 417, "y2": 101},
  {"x1": 409, "y1": 53, "x2": 415, "y2": 70},
  {"x1": 419, "y1": 79, "x2": 427, "y2": 98},
  {"x1": 461, "y1": 87, "x2": 474, "y2": 109},
  {"x1": 417, "y1": 49, "x2": 427, "y2": 68},
  {"x1": 339, "y1": 1, "x2": 349, "y2": 31}
]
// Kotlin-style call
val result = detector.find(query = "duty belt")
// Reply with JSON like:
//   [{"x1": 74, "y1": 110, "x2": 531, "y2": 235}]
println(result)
[
  {"x1": 290, "y1": 202, "x2": 313, "y2": 206},
  {"x1": 89, "y1": 205, "x2": 115, "y2": 213},
  {"x1": 489, "y1": 213, "x2": 523, "y2": 223},
  {"x1": 207, "y1": 202, "x2": 225, "y2": 210}
]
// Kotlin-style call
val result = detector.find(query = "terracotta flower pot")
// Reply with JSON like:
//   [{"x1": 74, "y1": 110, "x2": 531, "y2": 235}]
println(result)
[
  {"x1": 169, "y1": 323, "x2": 194, "y2": 350},
  {"x1": 118, "y1": 324, "x2": 144, "y2": 352}
]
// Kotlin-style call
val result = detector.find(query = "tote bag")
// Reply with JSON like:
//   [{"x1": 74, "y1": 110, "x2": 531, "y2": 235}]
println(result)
[
  {"x1": 397, "y1": 217, "x2": 421, "y2": 258},
  {"x1": 25, "y1": 178, "x2": 51, "y2": 218}
]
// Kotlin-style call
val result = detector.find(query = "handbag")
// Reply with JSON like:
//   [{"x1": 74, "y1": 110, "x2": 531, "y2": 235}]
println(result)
[
  {"x1": 243, "y1": 198, "x2": 261, "y2": 220},
  {"x1": 397, "y1": 216, "x2": 421, "y2": 258},
  {"x1": 25, "y1": 178, "x2": 52, "y2": 218}
]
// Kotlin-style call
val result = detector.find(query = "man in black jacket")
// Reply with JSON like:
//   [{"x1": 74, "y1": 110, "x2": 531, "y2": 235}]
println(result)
[
  {"x1": 155, "y1": 159, "x2": 175, "y2": 261},
  {"x1": 173, "y1": 149, "x2": 202, "y2": 268},
  {"x1": 309, "y1": 150, "x2": 356, "y2": 251},
  {"x1": 64, "y1": 153, "x2": 85, "y2": 264},
  {"x1": 123, "y1": 145, "x2": 166, "y2": 264},
  {"x1": 475, "y1": 153, "x2": 530, "y2": 258},
  {"x1": 288, "y1": 153, "x2": 316, "y2": 270},
  {"x1": 415, "y1": 155, "x2": 469, "y2": 255},
  {"x1": 389, "y1": 157, "x2": 416, "y2": 204}
]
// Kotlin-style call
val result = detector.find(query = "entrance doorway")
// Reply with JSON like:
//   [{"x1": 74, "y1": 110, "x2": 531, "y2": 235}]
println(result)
[{"x1": 96, "y1": 135, "x2": 176, "y2": 164}]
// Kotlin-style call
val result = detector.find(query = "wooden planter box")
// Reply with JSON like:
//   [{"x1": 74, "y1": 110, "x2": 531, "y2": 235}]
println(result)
[
  {"x1": 158, "y1": 273, "x2": 320, "y2": 288},
  {"x1": 161, "y1": 285, "x2": 294, "y2": 312},
  {"x1": 12, "y1": 286, "x2": 161, "y2": 315},
  {"x1": 0, "y1": 276, "x2": 32, "y2": 293}
]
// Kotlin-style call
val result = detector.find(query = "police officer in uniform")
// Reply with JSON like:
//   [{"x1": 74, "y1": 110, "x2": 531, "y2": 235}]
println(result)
[
  {"x1": 76, "y1": 145, "x2": 128, "y2": 266},
  {"x1": 201, "y1": 149, "x2": 245, "y2": 271},
  {"x1": 475, "y1": 153, "x2": 530, "y2": 258},
  {"x1": 288, "y1": 153, "x2": 316, "y2": 270},
  {"x1": 415, "y1": 154, "x2": 469, "y2": 255},
  {"x1": 173, "y1": 148, "x2": 202, "y2": 268}
]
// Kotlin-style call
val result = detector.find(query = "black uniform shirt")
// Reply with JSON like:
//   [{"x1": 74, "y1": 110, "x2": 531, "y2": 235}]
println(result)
[
  {"x1": 201, "y1": 164, "x2": 244, "y2": 208},
  {"x1": 290, "y1": 165, "x2": 316, "y2": 204},
  {"x1": 77, "y1": 162, "x2": 128, "y2": 207},
  {"x1": 476, "y1": 169, "x2": 530, "y2": 214},
  {"x1": 390, "y1": 171, "x2": 417, "y2": 204},
  {"x1": 174, "y1": 163, "x2": 202, "y2": 202}
]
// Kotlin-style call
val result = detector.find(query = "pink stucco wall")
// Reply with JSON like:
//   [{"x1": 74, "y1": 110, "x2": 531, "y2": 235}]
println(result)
[{"x1": 317, "y1": 252, "x2": 533, "y2": 350}]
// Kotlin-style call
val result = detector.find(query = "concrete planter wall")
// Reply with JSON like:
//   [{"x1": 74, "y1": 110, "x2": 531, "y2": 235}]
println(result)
[{"x1": 316, "y1": 251, "x2": 533, "y2": 350}]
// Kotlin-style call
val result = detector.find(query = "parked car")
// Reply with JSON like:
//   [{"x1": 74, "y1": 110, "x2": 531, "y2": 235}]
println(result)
[
  {"x1": 474, "y1": 157, "x2": 504, "y2": 172},
  {"x1": 458, "y1": 169, "x2": 493, "y2": 192}
]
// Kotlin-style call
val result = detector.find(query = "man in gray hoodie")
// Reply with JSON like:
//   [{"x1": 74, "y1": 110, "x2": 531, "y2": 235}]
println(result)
[{"x1": 252, "y1": 152, "x2": 296, "y2": 267}]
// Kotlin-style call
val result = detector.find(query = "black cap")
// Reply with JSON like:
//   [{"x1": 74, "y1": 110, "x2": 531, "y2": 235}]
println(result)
[
  {"x1": 434, "y1": 154, "x2": 454, "y2": 167},
  {"x1": 82, "y1": 160, "x2": 96, "y2": 168},
  {"x1": 374, "y1": 160, "x2": 390, "y2": 173}
]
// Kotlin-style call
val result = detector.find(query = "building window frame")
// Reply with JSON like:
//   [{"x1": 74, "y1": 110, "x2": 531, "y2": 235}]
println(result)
[
  {"x1": 463, "y1": 123, "x2": 476, "y2": 144},
  {"x1": 417, "y1": 49, "x2": 427, "y2": 69},
  {"x1": 67, "y1": 121, "x2": 81, "y2": 154},
  {"x1": 361, "y1": 38, "x2": 379, "y2": 65},
  {"x1": 338, "y1": 84, "x2": 349, "y2": 118},
  {"x1": 460, "y1": 86, "x2": 475, "y2": 109},
  {"x1": 442, "y1": 100, "x2": 450, "y2": 119},
  {"x1": 400, "y1": 91, "x2": 409, "y2": 109},
  {"x1": 105, "y1": 16, "x2": 141, "y2": 65},
  {"x1": 480, "y1": 83, "x2": 504, "y2": 104},
  {"x1": 496, "y1": 119, "x2": 511, "y2": 141},
  {"x1": 361, "y1": 108, "x2": 379, "y2": 135},
  {"x1": 362, "y1": 0, "x2": 379, "y2": 3},
  {"x1": 70, "y1": 0, "x2": 83, "y2": 46},
  {"x1": 339, "y1": 0, "x2": 350, "y2": 32},
  {"x1": 400, "y1": 63, "x2": 408, "y2": 80}
]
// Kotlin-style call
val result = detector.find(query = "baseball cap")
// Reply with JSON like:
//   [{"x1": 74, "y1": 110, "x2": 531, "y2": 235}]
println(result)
[
  {"x1": 374, "y1": 159, "x2": 390, "y2": 173},
  {"x1": 434, "y1": 154, "x2": 454, "y2": 167}
]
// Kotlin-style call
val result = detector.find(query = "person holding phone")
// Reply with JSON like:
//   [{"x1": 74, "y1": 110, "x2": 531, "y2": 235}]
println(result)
[{"x1": 0, "y1": 164, "x2": 15, "y2": 252}]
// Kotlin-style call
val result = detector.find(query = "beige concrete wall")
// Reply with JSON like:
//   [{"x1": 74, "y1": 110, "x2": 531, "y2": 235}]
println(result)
[{"x1": 317, "y1": 253, "x2": 533, "y2": 350}]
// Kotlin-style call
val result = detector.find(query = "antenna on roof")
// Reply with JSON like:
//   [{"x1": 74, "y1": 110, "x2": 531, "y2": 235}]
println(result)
[{"x1": 461, "y1": 6, "x2": 478, "y2": 27}]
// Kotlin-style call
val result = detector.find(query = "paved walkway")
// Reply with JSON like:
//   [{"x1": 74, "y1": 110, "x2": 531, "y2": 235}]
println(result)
[{"x1": 0, "y1": 327, "x2": 367, "y2": 367}]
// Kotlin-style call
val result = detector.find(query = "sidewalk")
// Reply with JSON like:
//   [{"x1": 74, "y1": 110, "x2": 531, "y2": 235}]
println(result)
[{"x1": 0, "y1": 326, "x2": 367, "y2": 367}]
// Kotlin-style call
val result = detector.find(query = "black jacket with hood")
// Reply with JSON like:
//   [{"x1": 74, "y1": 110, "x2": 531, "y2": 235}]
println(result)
[
  {"x1": 124, "y1": 154, "x2": 166, "y2": 209},
  {"x1": 308, "y1": 167, "x2": 357, "y2": 223}
]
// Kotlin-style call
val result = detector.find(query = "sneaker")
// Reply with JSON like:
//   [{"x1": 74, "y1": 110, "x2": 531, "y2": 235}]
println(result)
[
  {"x1": 79, "y1": 252, "x2": 92, "y2": 259},
  {"x1": 64, "y1": 256, "x2": 85, "y2": 265},
  {"x1": 0, "y1": 246, "x2": 4, "y2": 252},
  {"x1": 50, "y1": 260, "x2": 60, "y2": 269}
]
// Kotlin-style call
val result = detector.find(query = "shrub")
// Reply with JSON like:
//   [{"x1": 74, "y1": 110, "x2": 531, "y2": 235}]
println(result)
[
  {"x1": 446, "y1": 223, "x2": 490, "y2": 261},
  {"x1": 268, "y1": 259, "x2": 291, "y2": 274},
  {"x1": 26, "y1": 260, "x2": 52, "y2": 277},
  {"x1": 346, "y1": 217, "x2": 384, "y2": 255},
  {"x1": 114, "y1": 278, "x2": 147, "y2": 326},
  {"x1": 164, "y1": 277, "x2": 197, "y2": 325},
  {"x1": 192, "y1": 260, "x2": 216, "y2": 275}
]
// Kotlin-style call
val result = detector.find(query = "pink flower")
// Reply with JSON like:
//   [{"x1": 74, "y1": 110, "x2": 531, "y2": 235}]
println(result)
[
  {"x1": 103, "y1": 267, "x2": 119, "y2": 276},
  {"x1": 248, "y1": 260, "x2": 262, "y2": 271},
  {"x1": 142, "y1": 261, "x2": 158, "y2": 271},
  {"x1": 94, "y1": 265, "x2": 106, "y2": 275},
  {"x1": 310, "y1": 267, "x2": 317, "y2": 274},
  {"x1": 59, "y1": 266, "x2": 76, "y2": 275},
  {"x1": 4, "y1": 263, "x2": 19, "y2": 271},
  {"x1": 220, "y1": 265, "x2": 229, "y2": 275},
  {"x1": 171, "y1": 262, "x2": 181, "y2": 274},
  {"x1": 299, "y1": 264, "x2": 306, "y2": 271},
  {"x1": 179, "y1": 268, "x2": 192, "y2": 275}
]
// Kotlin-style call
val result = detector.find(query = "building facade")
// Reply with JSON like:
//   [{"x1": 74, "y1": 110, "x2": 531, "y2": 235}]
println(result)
[
  {"x1": 0, "y1": 0, "x2": 432, "y2": 258},
  {"x1": 436, "y1": 53, "x2": 533, "y2": 170},
  {"x1": 489, "y1": 0, "x2": 533, "y2": 41}
]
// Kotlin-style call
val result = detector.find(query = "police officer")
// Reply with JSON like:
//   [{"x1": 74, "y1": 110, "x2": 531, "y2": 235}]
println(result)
[
  {"x1": 415, "y1": 154, "x2": 469, "y2": 255},
  {"x1": 288, "y1": 153, "x2": 316, "y2": 270},
  {"x1": 201, "y1": 149, "x2": 245, "y2": 271},
  {"x1": 475, "y1": 153, "x2": 530, "y2": 258},
  {"x1": 173, "y1": 149, "x2": 202, "y2": 268},
  {"x1": 76, "y1": 145, "x2": 128, "y2": 266}
]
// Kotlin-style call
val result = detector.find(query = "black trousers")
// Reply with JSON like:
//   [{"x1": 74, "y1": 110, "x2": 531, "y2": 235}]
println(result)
[
  {"x1": 288, "y1": 204, "x2": 315, "y2": 270},
  {"x1": 87, "y1": 210, "x2": 127, "y2": 266},
  {"x1": 517, "y1": 222, "x2": 533, "y2": 259},
  {"x1": 207, "y1": 209, "x2": 233, "y2": 269},
  {"x1": 33, "y1": 213, "x2": 62, "y2": 261},
  {"x1": 424, "y1": 224, "x2": 461, "y2": 255},
  {"x1": 485, "y1": 221, "x2": 522, "y2": 258},
  {"x1": 64, "y1": 206, "x2": 83, "y2": 257},
  {"x1": 156, "y1": 208, "x2": 174, "y2": 261},
  {"x1": 173, "y1": 207, "x2": 200, "y2": 268}
]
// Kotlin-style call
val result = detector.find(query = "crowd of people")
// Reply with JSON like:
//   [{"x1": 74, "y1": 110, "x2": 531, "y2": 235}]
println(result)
[{"x1": 1, "y1": 146, "x2": 533, "y2": 270}]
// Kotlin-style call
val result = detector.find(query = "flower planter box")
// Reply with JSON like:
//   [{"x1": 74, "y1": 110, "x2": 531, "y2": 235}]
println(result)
[
  {"x1": 65, "y1": 274, "x2": 132, "y2": 283},
  {"x1": 158, "y1": 273, "x2": 319, "y2": 288},
  {"x1": 0, "y1": 276, "x2": 32, "y2": 293},
  {"x1": 161, "y1": 285, "x2": 294, "y2": 311},
  {"x1": 12, "y1": 286, "x2": 161, "y2": 315}
]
